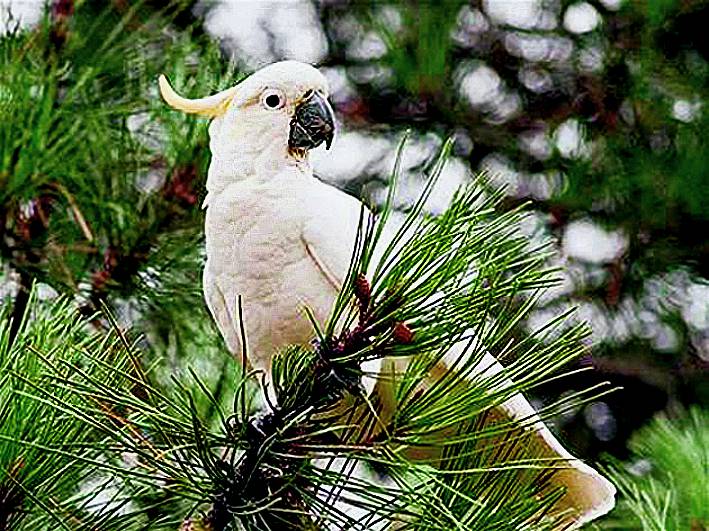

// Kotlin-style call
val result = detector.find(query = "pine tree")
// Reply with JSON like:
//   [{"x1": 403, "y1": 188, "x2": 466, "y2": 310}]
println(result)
[
  {"x1": 1, "y1": 154, "x2": 612, "y2": 529},
  {"x1": 0, "y1": 3, "x2": 617, "y2": 530}
]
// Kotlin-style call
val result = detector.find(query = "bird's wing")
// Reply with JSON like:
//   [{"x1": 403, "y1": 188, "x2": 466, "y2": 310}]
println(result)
[
  {"x1": 300, "y1": 178, "x2": 371, "y2": 292},
  {"x1": 203, "y1": 270, "x2": 244, "y2": 358},
  {"x1": 300, "y1": 178, "x2": 385, "y2": 395}
]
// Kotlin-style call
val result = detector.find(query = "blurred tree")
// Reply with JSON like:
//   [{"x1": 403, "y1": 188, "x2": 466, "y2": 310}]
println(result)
[{"x1": 315, "y1": 0, "x2": 709, "y2": 459}]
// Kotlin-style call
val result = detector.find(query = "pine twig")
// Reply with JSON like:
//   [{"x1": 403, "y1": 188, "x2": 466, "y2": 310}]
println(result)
[{"x1": 184, "y1": 275, "x2": 413, "y2": 531}]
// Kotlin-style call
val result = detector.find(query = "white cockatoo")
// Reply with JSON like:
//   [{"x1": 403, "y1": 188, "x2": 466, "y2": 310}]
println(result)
[{"x1": 158, "y1": 60, "x2": 615, "y2": 528}]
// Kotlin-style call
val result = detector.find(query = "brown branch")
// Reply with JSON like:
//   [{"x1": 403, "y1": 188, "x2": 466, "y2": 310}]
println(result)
[{"x1": 7, "y1": 270, "x2": 32, "y2": 350}]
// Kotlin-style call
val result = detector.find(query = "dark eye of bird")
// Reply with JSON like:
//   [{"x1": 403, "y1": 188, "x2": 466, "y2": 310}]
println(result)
[{"x1": 265, "y1": 94, "x2": 281, "y2": 108}]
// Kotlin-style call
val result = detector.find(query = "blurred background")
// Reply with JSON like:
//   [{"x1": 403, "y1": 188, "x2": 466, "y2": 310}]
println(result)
[{"x1": 1, "y1": 0, "x2": 707, "y2": 527}]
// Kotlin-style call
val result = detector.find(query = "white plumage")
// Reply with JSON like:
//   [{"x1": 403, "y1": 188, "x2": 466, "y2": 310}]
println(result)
[
  {"x1": 159, "y1": 60, "x2": 615, "y2": 528},
  {"x1": 203, "y1": 160, "x2": 366, "y2": 374}
]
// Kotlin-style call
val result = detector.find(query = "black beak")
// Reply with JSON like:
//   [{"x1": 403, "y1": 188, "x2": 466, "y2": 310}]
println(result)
[{"x1": 289, "y1": 91, "x2": 335, "y2": 151}]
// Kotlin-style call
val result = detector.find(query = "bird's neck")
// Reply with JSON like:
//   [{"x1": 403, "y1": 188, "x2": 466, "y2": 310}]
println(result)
[{"x1": 204, "y1": 139, "x2": 310, "y2": 205}]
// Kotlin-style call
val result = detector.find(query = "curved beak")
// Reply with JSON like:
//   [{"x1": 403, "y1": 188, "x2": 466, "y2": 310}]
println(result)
[{"x1": 289, "y1": 91, "x2": 336, "y2": 151}]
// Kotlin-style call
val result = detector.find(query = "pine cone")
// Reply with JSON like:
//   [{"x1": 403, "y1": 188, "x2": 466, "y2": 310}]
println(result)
[
  {"x1": 354, "y1": 273, "x2": 371, "y2": 306},
  {"x1": 392, "y1": 322, "x2": 414, "y2": 344}
]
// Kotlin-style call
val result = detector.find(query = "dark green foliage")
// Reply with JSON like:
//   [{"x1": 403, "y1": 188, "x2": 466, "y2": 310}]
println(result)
[
  {"x1": 0, "y1": 293, "x2": 138, "y2": 529},
  {"x1": 0, "y1": 0, "x2": 230, "y2": 305},
  {"x1": 0, "y1": 142, "x2": 610, "y2": 529},
  {"x1": 0, "y1": 1, "x2": 239, "y2": 412}
]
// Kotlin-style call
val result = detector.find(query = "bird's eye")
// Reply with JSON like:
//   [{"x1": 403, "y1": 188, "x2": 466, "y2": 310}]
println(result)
[{"x1": 261, "y1": 89, "x2": 285, "y2": 110}]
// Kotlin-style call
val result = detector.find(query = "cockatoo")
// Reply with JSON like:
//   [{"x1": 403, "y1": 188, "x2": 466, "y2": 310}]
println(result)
[{"x1": 158, "y1": 60, "x2": 615, "y2": 528}]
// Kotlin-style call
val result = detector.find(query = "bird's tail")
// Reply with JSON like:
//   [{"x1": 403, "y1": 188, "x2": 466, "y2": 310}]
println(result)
[{"x1": 372, "y1": 350, "x2": 616, "y2": 530}]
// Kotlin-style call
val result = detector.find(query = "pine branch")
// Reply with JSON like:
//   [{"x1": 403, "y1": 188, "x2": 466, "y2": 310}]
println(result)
[
  {"x1": 0, "y1": 291, "x2": 142, "y2": 529},
  {"x1": 6, "y1": 270, "x2": 30, "y2": 351},
  {"x1": 2, "y1": 135, "x2": 612, "y2": 530},
  {"x1": 0, "y1": 1, "x2": 237, "y2": 351}
]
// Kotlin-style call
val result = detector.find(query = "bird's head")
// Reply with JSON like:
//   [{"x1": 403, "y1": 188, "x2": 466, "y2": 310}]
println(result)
[{"x1": 158, "y1": 61, "x2": 335, "y2": 167}]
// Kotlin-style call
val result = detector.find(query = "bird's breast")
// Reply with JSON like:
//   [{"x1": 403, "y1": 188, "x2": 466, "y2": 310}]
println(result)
[
  {"x1": 203, "y1": 179, "x2": 341, "y2": 365},
  {"x1": 206, "y1": 184, "x2": 305, "y2": 292}
]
